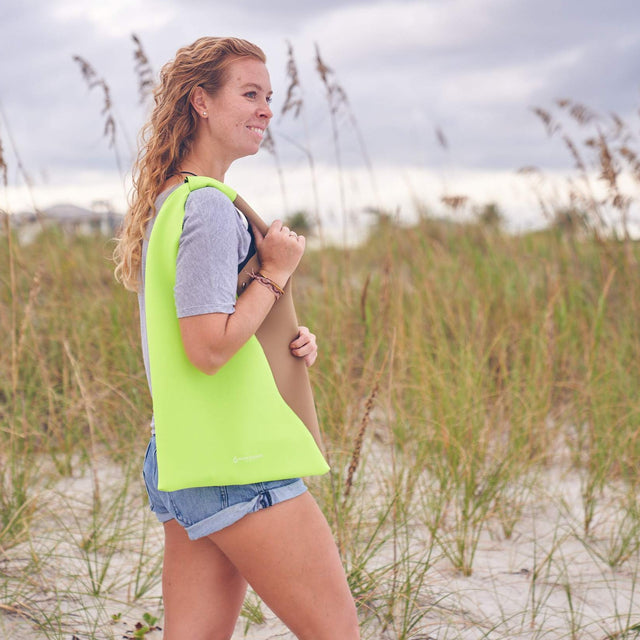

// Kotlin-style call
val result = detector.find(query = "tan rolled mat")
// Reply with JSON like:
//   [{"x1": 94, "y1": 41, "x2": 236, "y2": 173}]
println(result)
[{"x1": 233, "y1": 194, "x2": 324, "y2": 453}]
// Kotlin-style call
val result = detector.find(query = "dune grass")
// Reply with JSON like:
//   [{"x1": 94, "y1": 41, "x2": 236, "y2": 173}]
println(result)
[{"x1": 2, "y1": 179, "x2": 640, "y2": 638}]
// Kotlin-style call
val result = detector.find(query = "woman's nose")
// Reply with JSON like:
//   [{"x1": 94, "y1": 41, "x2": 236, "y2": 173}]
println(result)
[{"x1": 258, "y1": 101, "x2": 273, "y2": 120}]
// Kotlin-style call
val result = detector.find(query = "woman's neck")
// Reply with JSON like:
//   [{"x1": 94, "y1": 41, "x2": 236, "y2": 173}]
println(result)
[{"x1": 181, "y1": 137, "x2": 230, "y2": 182}]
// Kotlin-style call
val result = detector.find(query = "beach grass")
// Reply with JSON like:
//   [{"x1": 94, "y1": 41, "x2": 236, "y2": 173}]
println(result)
[
  {"x1": 2, "y1": 197, "x2": 640, "y2": 637},
  {"x1": 1, "y1": 39, "x2": 640, "y2": 636}
]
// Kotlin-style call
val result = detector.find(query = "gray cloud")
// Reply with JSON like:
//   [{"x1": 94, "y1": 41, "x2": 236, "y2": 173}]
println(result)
[{"x1": 1, "y1": 0, "x2": 639, "y2": 197}]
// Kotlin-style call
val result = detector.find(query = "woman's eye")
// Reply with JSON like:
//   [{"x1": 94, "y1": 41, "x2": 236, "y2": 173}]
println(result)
[
  {"x1": 245, "y1": 91, "x2": 257, "y2": 99},
  {"x1": 266, "y1": 95, "x2": 273, "y2": 105}
]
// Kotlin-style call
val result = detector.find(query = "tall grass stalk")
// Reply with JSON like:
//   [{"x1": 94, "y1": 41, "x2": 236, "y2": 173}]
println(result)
[
  {"x1": 72, "y1": 56, "x2": 126, "y2": 176},
  {"x1": 279, "y1": 41, "x2": 323, "y2": 239},
  {"x1": 0, "y1": 103, "x2": 42, "y2": 218},
  {"x1": 315, "y1": 44, "x2": 349, "y2": 243}
]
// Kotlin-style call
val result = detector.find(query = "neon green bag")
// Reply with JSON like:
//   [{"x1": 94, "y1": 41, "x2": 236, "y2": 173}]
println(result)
[{"x1": 145, "y1": 176, "x2": 329, "y2": 491}]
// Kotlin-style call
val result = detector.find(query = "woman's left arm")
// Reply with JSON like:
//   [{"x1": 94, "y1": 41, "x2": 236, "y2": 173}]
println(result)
[{"x1": 289, "y1": 326, "x2": 317, "y2": 367}]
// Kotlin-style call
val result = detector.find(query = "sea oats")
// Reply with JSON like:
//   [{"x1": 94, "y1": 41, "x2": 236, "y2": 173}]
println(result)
[
  {"x1": 132, "y1": 33, "x2": 154, "y2": 105},
  {"x1": 72, "y1": 55, "x2": 119, "y2": 163},
  {"x1": 0, "y1": 132, "x2": 7, "y2": 188},
  {"x1": 281, "y1": 41, "x2": 303, "y2": 120}
]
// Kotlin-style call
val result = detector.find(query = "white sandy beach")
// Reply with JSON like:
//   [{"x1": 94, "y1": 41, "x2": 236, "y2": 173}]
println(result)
[{"x1": 1, "y1": 440, "x2": 638, "y2": 640}]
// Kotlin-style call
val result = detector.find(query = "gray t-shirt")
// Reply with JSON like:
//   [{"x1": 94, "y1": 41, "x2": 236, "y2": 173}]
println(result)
[{"x1": 138, "y1": 185, "x2": 252, "y2": 429}]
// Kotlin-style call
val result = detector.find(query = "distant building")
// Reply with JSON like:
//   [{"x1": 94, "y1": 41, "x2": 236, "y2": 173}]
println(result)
[{"x1": 2, "y1": 201, "x2": 122, "y2": 244}]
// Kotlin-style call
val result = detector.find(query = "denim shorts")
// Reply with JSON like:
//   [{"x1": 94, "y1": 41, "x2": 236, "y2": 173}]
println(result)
[{"x1": 142, "y1": 436, "x2": 307, "y2": 540}]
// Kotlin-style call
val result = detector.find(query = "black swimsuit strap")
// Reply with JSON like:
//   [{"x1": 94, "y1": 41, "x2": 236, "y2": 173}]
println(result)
[{"x1": 238, "y1": 219, "x2": 257, "y2": 273}]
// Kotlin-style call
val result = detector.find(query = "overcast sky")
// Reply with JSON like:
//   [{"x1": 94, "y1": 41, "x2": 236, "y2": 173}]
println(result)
[{"x1": 1, "y1": 0, "x2": 639, "y2": 231}]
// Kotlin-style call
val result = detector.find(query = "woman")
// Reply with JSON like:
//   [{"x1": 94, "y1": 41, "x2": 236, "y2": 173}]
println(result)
[{"x1": 114, "y1": 37, "x2": 359, "y2": 640}]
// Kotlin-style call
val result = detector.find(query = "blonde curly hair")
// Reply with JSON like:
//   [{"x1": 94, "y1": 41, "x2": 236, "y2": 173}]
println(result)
[{"x1": 114, "y1": 37, "x2": 266, "y2": 291}]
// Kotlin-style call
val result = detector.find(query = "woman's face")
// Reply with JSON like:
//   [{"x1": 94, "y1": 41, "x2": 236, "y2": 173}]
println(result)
[{"x1": 201, "y1": 57, "x2": 273, "y2": 165}]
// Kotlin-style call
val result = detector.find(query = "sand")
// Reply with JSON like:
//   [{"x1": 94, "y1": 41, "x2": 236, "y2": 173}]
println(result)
[{"x1": 0, "y1": 445, "x2": 638, "y2": 640}]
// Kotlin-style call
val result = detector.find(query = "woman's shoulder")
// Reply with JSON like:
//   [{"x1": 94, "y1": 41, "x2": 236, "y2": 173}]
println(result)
[
  {"x1": 185, "y1": 185, "x2": 236, "y2": 213},
  {"x1": 184, "y1": 186, "x2": 247, "y2": 236}
]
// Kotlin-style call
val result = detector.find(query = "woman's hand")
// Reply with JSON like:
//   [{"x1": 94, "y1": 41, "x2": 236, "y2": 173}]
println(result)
[
  {"x1": 252, "y1": 220, "x2": 305, "y2": 289},
  {"x1": 290, "y1": 326, "x2": 318, "y2": 367}
]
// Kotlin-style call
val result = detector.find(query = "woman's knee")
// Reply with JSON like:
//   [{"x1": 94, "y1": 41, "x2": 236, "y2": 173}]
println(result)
[
  {"x1": 297, "y1": 616, "x2": 360, "y2": 640},
  {"x1": 292, "y1": 593, "x2": 359, "y2": 640},
  {"x1": 163, "y1": 624, "x2": 235, "y2": 640}
]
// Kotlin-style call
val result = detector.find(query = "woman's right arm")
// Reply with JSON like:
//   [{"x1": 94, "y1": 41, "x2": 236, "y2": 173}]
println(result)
[{"x1": 179, "y1": 220, "x2": 304, "y2": 375}]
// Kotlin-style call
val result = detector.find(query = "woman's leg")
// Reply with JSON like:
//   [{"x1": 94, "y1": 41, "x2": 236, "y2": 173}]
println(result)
[
  {"x1": 209, "y1": 491, "x2": 360, "y2": 640},
  {"x1": 162, "y1": 519, "x2": 247, "y2": 640}
]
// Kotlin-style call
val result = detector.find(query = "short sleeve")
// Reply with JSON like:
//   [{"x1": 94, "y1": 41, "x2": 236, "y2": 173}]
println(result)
[{"x1": 174, "y1": 187, "x2": 251, "y2": 318}]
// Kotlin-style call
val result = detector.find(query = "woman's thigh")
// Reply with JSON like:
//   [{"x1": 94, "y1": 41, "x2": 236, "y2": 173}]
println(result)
[
  {"x1": 162, "y1": 519, "x2": 247, "y2": 640},
  {"x1": 209, "y1": 491, "x2": 360, "y2": 640}
]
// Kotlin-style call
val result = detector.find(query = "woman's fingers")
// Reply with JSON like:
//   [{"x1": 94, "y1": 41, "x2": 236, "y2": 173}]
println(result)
[
  {"x1": 290, "y1": 326, "x2": 313, "y2": 348},
  {"x1": 257, "y1": 220, "x2": 306, "y2": 281},
  {"x1": 269, "y1": 220, "x2": 283, "y2": 234},
  {"x1": 290, "y1": 326, "x2": 318, "y2": 367}
]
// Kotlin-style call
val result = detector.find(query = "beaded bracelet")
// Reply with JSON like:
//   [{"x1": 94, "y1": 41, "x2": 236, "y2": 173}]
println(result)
[{"x1": 249, "y1": 271, "x2": 285, "y2": 300}]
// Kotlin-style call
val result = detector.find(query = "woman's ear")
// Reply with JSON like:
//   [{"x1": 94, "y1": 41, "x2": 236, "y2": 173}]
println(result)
[{"x1": 189, "y1": 86, "x2": 209, "y2": 118}]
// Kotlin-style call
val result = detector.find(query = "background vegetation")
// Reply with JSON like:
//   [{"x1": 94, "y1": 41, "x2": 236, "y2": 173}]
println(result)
[{"x1": 1, "y1": 36, "x2": 639, "y2": 640}]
